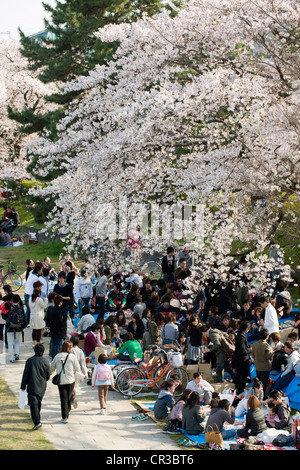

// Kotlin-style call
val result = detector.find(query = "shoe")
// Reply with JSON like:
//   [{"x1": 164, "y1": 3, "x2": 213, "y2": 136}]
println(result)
[
  {"x1": 100, "y1": 409, "x2": 106, "y2": 415},
  {"x1": 9, "y1": 360, "x2": 15, "y2": 363},
  {"x1": 131, "y1": 414, "x2": 148, "y2": 421},
  {"x1": 166, "y1": 426, "x2": 179, "y2": 434},
  {"x1": 61, "y1": 418, "x2": 68, "y2": 423},
  {"x1": 15, "y1": 355, "x2": 19, "y2": 360},
  {"x1": 32, "y1": 423, "x2": 42, "y2": 431}
]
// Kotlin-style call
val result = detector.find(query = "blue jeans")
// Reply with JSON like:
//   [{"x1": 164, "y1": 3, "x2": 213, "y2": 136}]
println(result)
[
  {"x1": 78, "y1": 297, "x2": 91, "y2": 317},
  {"x1": 221, "y1": 429, "x2": 237, "y2": 440},
  {"x1": 163, "y1": 273, "x2": 174, "y2": 283},
  {"x1": 216, "y1": 360, "x2": 236, "y2": 382},
  {"x1": 24, "y1": 293, "x2": 30, "y2": 325},
  {"x1": 50, "y1": 337, "x2": 64, "y2": 359}
]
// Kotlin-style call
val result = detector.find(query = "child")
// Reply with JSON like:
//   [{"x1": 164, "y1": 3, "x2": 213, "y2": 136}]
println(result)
[
  {"x1": 265, "y1": 404, "x2": 280, "y2": 425},
  {"x1": 163, "y1": 388, "x2": 192, "y2": 433},
  {"x1": 154, "y1": 378, "x2": 176, "y2": 421},
  {"x1": 91, "y1": 354, "x2": 114, "y2": 415}
]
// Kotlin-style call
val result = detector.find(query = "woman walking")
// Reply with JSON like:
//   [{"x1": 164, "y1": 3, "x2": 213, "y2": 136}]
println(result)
[
  {"x1": 29, "y1": 288, "x2": 48, "y2": 347},
  {"x1": 50, "y1": 340, "x2": 82, "y2": 423}
]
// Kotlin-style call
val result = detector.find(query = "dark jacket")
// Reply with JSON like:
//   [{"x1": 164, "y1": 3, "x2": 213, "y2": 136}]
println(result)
[
  {"x1": 20, "y1": 354, "x2": 50, "y2": 405},
  {"x1": 232, "y1": 330, "x2": 251, "y2": 369},
  {"x1": 182, "y1": 404, "x2": 205, "y2": 435},
  {"x1": 47, "y1": 305, "x2": 68, "y2": 339},
  {"x1": 127, "y1": 320, "x2": 145, "y2": 341},
  {"x1": 243, "y1": 408, "x2": 267, "y2": 435},
  {"x1": 161, "y1": 255, "x2": 175, "y2": 275},
  {"x1": 154, "y1": 390, "x2": 175, "y2": 420}
]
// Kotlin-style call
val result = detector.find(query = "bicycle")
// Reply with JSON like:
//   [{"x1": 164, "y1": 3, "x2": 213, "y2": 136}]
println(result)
[
  {"x1": 141, "y1": 260, "x2": 162, "y2": 280},
  {"x1": 115, "y1": 346, "x2": 189, "y2": 397},
  {"x1": 0, "y1": 260, "x2": 23, "y2": 292}
]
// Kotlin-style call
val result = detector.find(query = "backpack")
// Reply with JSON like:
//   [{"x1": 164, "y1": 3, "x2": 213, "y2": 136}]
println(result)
[
  {"x1": 96, "y1": 364, "x2": 112, "y2": 382},
  {"x1": 219, "y1": 333, "x2": 235, "y2": 357},
  {"x1": 9, "y1": 306, "x2": 26, "y2": 330}
]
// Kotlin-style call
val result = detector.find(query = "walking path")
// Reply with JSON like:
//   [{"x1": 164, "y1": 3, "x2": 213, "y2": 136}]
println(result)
[{"x1": 0, "y1": 327, "x2": 179, "y2": 451}]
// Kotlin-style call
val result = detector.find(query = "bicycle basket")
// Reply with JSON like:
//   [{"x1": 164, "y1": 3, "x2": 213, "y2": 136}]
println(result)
[
  {"x1": 150, "y1": 347, "x2": 169, "y2": 364},
  {"x1": 9, "y1": 262, "x2": 17, "y2": 272}
]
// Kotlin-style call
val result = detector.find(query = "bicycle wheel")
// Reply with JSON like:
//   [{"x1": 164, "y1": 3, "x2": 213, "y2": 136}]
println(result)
[
  {"x1": 3, "y1": 272, "x2": 22, "y2": 292},
  {"x1": 111, "y1": 362, "x2": 134, "y2": 380},
  {"x1": 166, "y1": 367, "x2": 189, "y2": 397},
  {"x1": 116, "y1": 367, "x2": 146, "y2": 397},
  {"x1": 141, "y1": 261, "x2": 162, "y2": 280},
  {"x1": 153, "y1": 366, "x2": 167, "y2": 391}
]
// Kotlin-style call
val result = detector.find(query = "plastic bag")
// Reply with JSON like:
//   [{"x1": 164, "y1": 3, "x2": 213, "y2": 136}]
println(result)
[{"x1": 18, "y1": 390, "x2": 27, "y2": 410}]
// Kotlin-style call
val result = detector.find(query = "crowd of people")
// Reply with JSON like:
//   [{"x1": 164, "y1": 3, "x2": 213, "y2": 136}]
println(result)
[{"x1": 0, "y1": 245, "x2": 299, "y2": 445}]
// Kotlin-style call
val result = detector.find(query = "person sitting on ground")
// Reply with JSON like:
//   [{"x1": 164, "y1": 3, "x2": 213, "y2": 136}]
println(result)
[
  {"x1": 107, "y1": 331, "x2": 143, "y2": 362},
  {"x1": 160, "y1": 312, "x2": 179, "y2": 346},
  {"x1": 186, "y1": 372, "x2": 214, "y2": 405},
  {"x1": 84, "y1": 323, "x2": 107, "y2": 358},
  {"x1": 182, "y1": 391, "x2": 205, "y2": 435},
  {"x1": 156, "y1": 296, "x2": 174, "y2": 316},
  {"x1": 77, "y1": 306, "x2": 95, "y2": 335},
  {"x1": 268, "y1": 340, "x2": 300, "y2": 393},
  {"x1": 263, "y1": 390, "x2": 291, "y2": 430},
  {"x1": 107, "y1": 283, "x2": 126, "y2": 312},
  {"x1": 126, "y1": 312, "x2": 145, "y2": 341},
  {"x1": 164, "y1": 388, "x2": 192, "y2": 433},
  {"x1": 236, "y1": 395, "x2": 267, "y2": 438},
  {"x1": 205, "y1": 398, "x2": 237, "y2": 440},
  {"x1": 133, "y1": 295, "x2": 146, "y2": 319},
  {"x1": 154, "y1": 378, "x2": 176, "y2": 422}
]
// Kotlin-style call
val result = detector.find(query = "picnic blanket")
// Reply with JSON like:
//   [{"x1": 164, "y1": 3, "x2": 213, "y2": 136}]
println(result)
[{"x1": 138, "y1": 401, "x2": 296, "y2": 450}]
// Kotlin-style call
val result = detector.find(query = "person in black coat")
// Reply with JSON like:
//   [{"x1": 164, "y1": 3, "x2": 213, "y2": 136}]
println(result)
[
  {"x1": 20, "y1": 343, "x2": 50, "y2": 430},
  {"x1": 47, "y1": 295, "x2": 68, "y2": 359},
  {"x1": 161, "y1": 247, "x2": 175, "y2": 283},
  {"x1": 232, "y1": 320, "x2": 251, "y2": 394}
]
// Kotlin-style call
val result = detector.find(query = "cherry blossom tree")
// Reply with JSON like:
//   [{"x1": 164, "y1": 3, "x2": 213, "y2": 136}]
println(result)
[
  {"x1": 0, "y1": 39, "x2": 55, "y2": 181},
  {"x1": 28, "y1": 0, "x2": 299, "y2": 288}
]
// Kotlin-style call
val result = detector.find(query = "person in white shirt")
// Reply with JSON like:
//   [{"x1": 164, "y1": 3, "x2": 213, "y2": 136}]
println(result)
[
  {"x1": 24, "y1": 262, "x2": 44, "y2": 325},
  {"x1": 186, "y1": 372, "x2": 214, "y2": 405},
  {"x1": 74, "y1": 269, "x2": 93, "y2": 317},
  {"x1": 259, "y1": 296, "x2": 279, "y2": 335},
  {"x1": 269, "y1": 341, "x2": 300, "y2": 393}
]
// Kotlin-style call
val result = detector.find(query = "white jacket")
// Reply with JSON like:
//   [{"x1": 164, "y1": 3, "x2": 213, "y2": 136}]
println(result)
[
  {"x1": 75, "y1": 276, "x2": 93, "y2": 299},
  {"x1": 50, "y1": 352, "x2": 81, "y2": 385},
  {"x1": 264, "y1": 303, "x2": 279, "y2": 335},
  {"x1": 29, "y1": 296, "x2": 47, "y2": 330},
  {"x1": 282, "y1": 350, "x2": 300, "y2": 377}
]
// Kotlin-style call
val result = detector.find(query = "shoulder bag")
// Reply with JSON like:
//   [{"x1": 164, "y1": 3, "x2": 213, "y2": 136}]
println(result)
[{"x1": 52, "y1": 354, "x2": 69, "y2": 385}]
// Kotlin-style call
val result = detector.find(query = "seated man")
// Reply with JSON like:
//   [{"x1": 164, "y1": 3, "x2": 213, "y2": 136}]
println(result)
[
  {"x1": 84, "y1": 323, "x2": 107, "y2": 358},
  {"x1": 107, "y1": 332, "x2": 143, "y2": 362},
  {"x1": 264, "y1": 390, "x2": 291, "y2": 431},
  {"x1": 268, "y1": 340, "x2": 300, "y2": 393},
  {"x1": 174, "y1": 258, "x2": 191, "y2": 282},
  {"x1": 106, "y1": 283, "x2": 126, "y2": 312},
  {"x1": 186, "y1": 372, "x2": 214, "y2": 405}
]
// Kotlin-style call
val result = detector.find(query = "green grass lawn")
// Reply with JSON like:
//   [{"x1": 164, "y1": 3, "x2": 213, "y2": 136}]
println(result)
[{"x1": 0, "y1": 377, "x2": 55, "y2": 450}]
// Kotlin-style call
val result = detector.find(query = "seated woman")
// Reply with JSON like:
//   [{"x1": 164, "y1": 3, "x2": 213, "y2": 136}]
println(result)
[
  {"x1": 127, "y1": 312, "x2": 145, "y2": 341},
  {"x1": 107, "y1": 332, "x2": 143, "y2": 362},
  {"x1": 182, "y1": 391, "x2": 205, "y2": 435},
  {"x1": 237, "y1": 395, "x2": 267, "y2": 438},
  {"x1": 205, "y1": 398, "x2": 236, "y2": 440}
]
